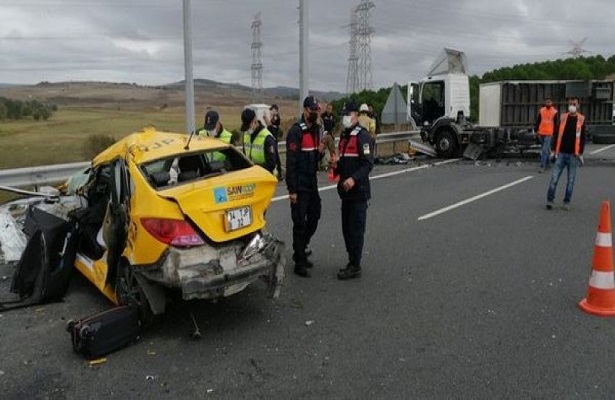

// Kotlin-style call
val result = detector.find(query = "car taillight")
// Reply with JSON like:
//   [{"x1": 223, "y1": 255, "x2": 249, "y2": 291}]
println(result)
[{"x1": 141, "y1": 218, "x2": 205, "y2": 247}]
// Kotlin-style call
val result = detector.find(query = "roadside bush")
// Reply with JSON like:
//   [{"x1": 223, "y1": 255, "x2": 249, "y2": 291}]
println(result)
[{"x1": 84, "y1": 134, "x2": 116, "y2": 158}]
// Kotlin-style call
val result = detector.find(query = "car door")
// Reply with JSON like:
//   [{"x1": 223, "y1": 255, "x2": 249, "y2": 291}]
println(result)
[{"x1": 103, "y1": 157, "x2": 130, "y2": 286}]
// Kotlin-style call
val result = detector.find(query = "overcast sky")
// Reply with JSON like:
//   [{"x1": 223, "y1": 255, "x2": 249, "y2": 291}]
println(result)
[{"x1": 1, "y1": 0, "x2": 614, "y2": 92}]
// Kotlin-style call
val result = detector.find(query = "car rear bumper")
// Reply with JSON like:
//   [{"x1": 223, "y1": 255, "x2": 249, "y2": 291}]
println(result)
[{"x1": 137, "y1": 232, "x2": 285, "y2": 301}]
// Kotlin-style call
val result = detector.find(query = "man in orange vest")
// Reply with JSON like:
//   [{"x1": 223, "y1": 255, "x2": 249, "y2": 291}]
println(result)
[
  {"x1": 534, "y1": 97, "x2": 559, "y2": 172},
  {"x1": 546, "y1": 96, "x2": 586, "y2": 211}
]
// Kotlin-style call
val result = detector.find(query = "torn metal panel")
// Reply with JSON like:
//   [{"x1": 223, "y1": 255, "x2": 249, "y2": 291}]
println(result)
[{"x1": 408, "y1": 139, "x2": 437, "y2": 158}]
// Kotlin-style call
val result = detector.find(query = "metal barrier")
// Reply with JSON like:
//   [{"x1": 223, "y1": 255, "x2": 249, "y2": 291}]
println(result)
[{"x1": 0, "y1": 131, "x2": 419, "y2": 188}]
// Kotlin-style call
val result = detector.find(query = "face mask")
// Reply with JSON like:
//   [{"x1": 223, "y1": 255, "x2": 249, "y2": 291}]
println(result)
[
  {"x1": 342, "y1": 115, "x2": 353, "y2": 128},
  {"x1": 568, "y1": 105, "x2": 577, "y2": 114},
  {"x1": 307, "y1": 112, "x2": 318, "y2": 123}
]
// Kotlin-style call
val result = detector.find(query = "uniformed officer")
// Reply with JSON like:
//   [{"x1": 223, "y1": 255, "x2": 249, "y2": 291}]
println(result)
[
  {"x1": 240, "y1": 108, "x2": 277, "y2": 175},
  {"x1": 286, "y1": 96, "x2": 325, "y2": 277},
  {"x1": 335, "y1": 101, "x2": 374, "y2": 280},
  {"x1": 199, "y1": 109, "x2": 233, "y2": 162}
]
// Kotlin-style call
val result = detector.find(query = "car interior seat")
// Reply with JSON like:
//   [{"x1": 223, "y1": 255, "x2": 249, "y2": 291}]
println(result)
[{"x1": 178, "y1": 155, "x2": 205, "y2": 182}]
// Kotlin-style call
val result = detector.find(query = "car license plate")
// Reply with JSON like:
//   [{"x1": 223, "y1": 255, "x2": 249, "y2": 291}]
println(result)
[{"x1": 224, "y1": 206, "x2": 252, "y2": 232}]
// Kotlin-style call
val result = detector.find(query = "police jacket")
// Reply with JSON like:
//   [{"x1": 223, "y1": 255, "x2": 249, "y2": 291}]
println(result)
[
  {"x1": 243, "y1": 123, "x2": 277, "y2": 174},
  {"x1": 285, "y1": 117, "x2": 321, "y2": 193},
  {"x1": 336, "y1": 123, "x2": 374, "y2": 202}
]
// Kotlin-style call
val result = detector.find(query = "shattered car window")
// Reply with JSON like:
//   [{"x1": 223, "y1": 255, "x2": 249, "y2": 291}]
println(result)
[{"x1": 140, "y1": 148, "x2": 252, "y2": 190}]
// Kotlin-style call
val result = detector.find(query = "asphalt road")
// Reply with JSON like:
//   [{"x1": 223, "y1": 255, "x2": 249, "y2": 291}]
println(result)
[{"x1": 2, "y1": 145, "x2": 615, "y2": 399}]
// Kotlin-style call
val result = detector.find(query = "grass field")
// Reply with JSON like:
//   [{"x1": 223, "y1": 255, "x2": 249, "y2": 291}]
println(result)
[{"x1": 0, "y1": 106, "x2": 255, "y2": 168}]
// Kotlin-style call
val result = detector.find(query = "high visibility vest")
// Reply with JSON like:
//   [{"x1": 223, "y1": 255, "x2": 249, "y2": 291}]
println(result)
[
  {"x1": 243, "y1": 128, "x2": 274, "y2": 166},
  {"x1": 212, "y1": 129, "x2": 233, "y2": 162},
  {"x1": 555, "y1": 112, "x2": 584, "y2": 156},
  {"x1": 538, "y1": 107, "x2": 558, "y2": 136}
]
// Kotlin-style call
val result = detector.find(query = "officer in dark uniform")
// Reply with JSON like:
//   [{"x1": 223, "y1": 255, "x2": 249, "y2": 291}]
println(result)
[
  {"x1": 335, "y1": 101, "x2": 374, "y2": 280},
  {"x1": 286, "y1": 96, "x2": 324, "y2": 277}
]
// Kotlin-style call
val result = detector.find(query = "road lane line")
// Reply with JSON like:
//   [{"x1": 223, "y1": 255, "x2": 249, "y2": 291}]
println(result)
[
  {"x1": 417, "y1": 175, "x2": 534, "y2": 221},
  {"x1": 272, "y1": 158, "x2": 462, "y2": 202},
  {"x1": 590, "y1": 144, "x2": 615, "y2": 155}
]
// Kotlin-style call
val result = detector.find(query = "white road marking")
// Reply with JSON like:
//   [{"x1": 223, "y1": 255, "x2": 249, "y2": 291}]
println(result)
[
  {"x1": 590, "y1": 144, "x2": 615, "y2": 155},
  {"x1": 417, "y1": 175, "x2": 534, "y2": 221},
  {"x1": 271, "y1": 158, "x2": 462, "y2": 203}
]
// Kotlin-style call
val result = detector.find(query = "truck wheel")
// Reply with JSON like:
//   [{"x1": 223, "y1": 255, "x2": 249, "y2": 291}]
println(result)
[{"x1": 435, "y1": 130, "x2": 458, "y2": 158}]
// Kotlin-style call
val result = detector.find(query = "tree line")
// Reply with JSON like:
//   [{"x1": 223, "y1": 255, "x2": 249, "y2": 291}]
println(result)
[
  {"x1": 333, "y1": 54, "x2": 615, "y2": 124},
  {"x1": 0, "y1": 97, "x2": 57, "y2": 121}
]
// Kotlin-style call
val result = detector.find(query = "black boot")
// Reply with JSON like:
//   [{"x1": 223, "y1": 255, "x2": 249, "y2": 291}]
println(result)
[
  {"x1": 294, "y1": 260, "x2": 311, "y2": 278},
  {"x1": 337, "y1": 264, "x2": 361, "y2": 280}
]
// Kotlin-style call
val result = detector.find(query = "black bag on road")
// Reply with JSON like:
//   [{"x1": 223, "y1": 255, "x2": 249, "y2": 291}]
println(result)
[{"x1": 67, "y1": 305, "x2": 141, "y2": 359}]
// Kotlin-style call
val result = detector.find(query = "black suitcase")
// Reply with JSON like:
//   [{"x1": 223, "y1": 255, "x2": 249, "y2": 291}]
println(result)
[{"x1": 67, "y1": 305, "x2": 141, "y2": 359}]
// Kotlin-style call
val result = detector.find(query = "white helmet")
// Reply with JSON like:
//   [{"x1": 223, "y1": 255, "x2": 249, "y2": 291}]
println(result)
[{"x1": 359, "y1": 103, "x2": 369, "y2": 112}]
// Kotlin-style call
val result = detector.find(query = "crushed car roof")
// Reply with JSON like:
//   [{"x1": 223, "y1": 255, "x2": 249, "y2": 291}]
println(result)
[{"x1": 92, "y1": 127, "x2": 231, "y2": 166}]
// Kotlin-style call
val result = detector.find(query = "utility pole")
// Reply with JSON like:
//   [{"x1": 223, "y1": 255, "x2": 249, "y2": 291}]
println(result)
[
  {"x1": 299, "y1": 0, "x2": 309, "y2": 115},
  {"x1": 182, "y1": 0, "x2": 195, "y2": 134}
]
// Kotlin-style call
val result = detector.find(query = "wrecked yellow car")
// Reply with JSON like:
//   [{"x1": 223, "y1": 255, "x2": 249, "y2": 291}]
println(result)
[{"x1": 0, "y1": 127, "x2": 285, "y2": 318}]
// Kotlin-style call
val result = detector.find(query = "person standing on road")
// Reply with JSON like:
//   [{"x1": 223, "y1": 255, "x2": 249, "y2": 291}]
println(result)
[
  {"x1": 240, "y1": 108, "x2": 278, "y2": 175},
  {"x1": 335, "y1": 101, "x2": 374, "y2": 280},
  {"x1": 535, "y1": 97, "x2": 559, "y2": 172},
  {"x1": 546, "y1": 96, "x2": 586, "y2": 211},
  {"x1": 286, "y1": 96, "x2": 325, "y2": 278},
  {"x1": 358, "y1": 103, "x2": 376, "y2": 142},
  {"x1": 199, "y1": 110, "x2": 234, "y2": 161},
  {"x1": 321, "y1": 102, "x2": 337, "y2": 170},
  {"x1": 264, "y1": 104, "x2": 284, "y2": 180}
]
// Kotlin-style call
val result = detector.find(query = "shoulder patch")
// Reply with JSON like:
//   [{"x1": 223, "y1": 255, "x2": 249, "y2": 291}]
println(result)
[
  {"x1": 363, "y1": 143, "x2": 370, "y2": 154},
  {"x1": 289, "y1": 142, "x2": 298, "y2": 152}
]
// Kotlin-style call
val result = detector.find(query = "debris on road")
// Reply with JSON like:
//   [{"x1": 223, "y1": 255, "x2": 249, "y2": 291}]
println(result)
[
  {"x1": 88, "y1": 358, "x2": 107, "y2": 367},
  {"x1": 305, "y1": 320, "x2": 315, "y2": 326}
]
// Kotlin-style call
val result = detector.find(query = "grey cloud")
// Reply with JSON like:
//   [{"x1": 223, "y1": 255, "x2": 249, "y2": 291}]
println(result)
[{"x1": 0, "y1": 0, "x2": 614, "y2": 91}]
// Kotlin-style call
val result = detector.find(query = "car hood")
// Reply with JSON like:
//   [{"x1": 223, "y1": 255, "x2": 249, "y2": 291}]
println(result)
[{"x1": 157, "y1": 167, "x2": 277, "y2": 243}]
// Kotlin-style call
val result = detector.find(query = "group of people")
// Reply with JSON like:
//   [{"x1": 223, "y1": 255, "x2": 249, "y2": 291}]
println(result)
[
  {"x1": 199, "y1": 96, "x2": 375, "y2": 280},
  {"x1": 535, "y1": 96, "x2": 586, "y2": 210}
]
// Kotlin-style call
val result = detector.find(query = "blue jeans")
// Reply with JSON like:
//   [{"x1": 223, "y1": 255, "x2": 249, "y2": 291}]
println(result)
[
  {"x1": 547, "y1": 153, "x2": 579, "y2": 204},
  {"x1": 539, "y1": 135, "x2": 552, "y2": 168}
]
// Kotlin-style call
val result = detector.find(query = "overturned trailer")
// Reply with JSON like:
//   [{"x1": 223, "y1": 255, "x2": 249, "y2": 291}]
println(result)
[{"x1": 480, "y1": 80, "x2": 615, "y2": 144}]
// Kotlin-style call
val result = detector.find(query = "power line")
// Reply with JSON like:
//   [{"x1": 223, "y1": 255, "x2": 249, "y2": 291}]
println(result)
[
  {"x1": 345, "y1": 8, "x2": 359, "y2": 94},
  {"x1": 251, "y1": 12, "x2": 263, "y2": 103},
  {"x1": 346, "y1": 0, "x2": 375, "y2": 93}
]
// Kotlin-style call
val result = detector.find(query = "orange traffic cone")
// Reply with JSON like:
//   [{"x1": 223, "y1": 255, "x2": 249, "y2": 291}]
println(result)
[
  {"x1": 328, "y1": 153, "x2": 339, "y2": 182},
  {"x1": 579, "y1": 200, "x2": 615, "y2": 317}
]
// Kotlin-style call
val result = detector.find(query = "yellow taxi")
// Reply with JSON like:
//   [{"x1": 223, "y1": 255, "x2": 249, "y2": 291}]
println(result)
[{"x1": 62, "y1": 127, "x2": 284, "y2": 319}]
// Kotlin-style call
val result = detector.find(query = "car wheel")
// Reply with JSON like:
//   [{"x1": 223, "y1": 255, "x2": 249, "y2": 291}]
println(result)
[
  {"x1": 435, "y1": 129, "x2": 458, "y2": 158},
  {"x1": 116, "y1": 261, "x2": 155, "y2": 327}
]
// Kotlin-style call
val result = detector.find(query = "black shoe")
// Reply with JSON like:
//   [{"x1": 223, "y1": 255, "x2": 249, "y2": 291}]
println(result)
[
  {"x1": 294, "y1": 261, "x2": 311, "y2": 278},
  {"x1": 337, "y1": 266, "x2": 361, "y2": 280},
  {"x1": 292, "y1": 249, "x2": 313, "y2": 262},
  {"x1": 546, "y1": 201, "x2": 553, "y2": 210}
]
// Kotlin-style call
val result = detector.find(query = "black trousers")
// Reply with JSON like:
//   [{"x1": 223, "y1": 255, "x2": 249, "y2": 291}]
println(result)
[
  {"x1": 341, "y1": 200, "x2": 368, "y2": 267},
  {"x1": 290, "y1": 190, "x2": 322, "y2": 261}
]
